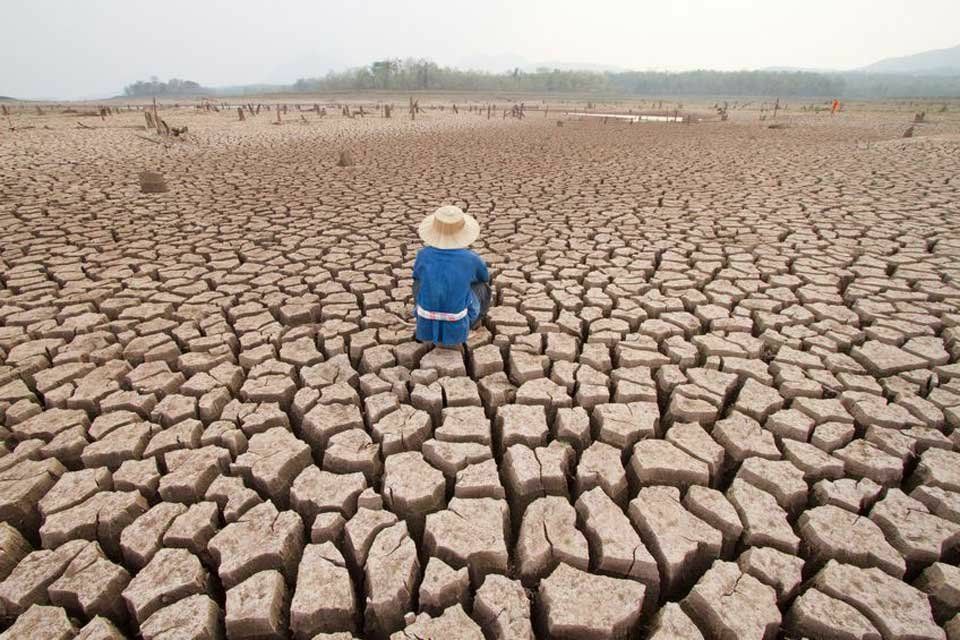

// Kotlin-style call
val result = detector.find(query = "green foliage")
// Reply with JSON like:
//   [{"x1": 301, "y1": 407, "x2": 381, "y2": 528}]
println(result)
[
  {"x1": 291, "y1": 60, "x2": 843, "y2": 96},
  {"x1": 838, "y1": 73, "x2": 960, "y2": 98},
  {"x1": 607, "y1": 70, "x2": 844, "y2": 97},
  {"x1": 122, "y1": 62, "x2": 960, "y2": 99},
  {"x1": 289, "y1": 59, "x2": 960, "y2": 98},
  {"x1": 124, "y1": 77, "x2": 204, "y2": 97}
]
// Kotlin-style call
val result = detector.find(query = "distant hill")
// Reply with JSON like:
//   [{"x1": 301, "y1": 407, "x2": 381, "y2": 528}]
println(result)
[{"x1": 861, "y1": 44, "x2": 960, "y2": 75}]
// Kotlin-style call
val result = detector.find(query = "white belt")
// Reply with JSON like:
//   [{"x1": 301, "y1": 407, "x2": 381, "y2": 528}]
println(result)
[{"x1": 416, "y1": 305, "x2": 468, "y2": 322}]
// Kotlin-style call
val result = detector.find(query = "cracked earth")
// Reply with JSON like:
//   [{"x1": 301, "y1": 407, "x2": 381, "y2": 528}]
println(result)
[{"x1": 0, "y1": 100, "x2": 959, "y2": 639}]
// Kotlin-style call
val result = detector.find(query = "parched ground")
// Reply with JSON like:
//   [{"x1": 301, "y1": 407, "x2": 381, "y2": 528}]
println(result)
[{"x1": 1, "y1": 101, "x2": 959, "y2": 639}]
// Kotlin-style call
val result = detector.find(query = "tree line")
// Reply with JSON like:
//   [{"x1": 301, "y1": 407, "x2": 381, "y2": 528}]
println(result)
[
  {"x1": 122, "y1": 62, "x2": 960, "y2": 99},
  {"x1": 123, "y1": 77, "x2": 205, "y2": 97},
  {"x1": 291, "y1": 58, "x2": 959, "y2": 98}
]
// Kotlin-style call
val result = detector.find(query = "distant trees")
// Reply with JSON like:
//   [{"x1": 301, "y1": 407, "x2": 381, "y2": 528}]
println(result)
[
  {"x1": 288, "y1": 60, "x2": 960, "y2": 98},
  {"x1": 838, "y1": 73, "x2": 960, "y2": 98},
  {"x1": 290, "y1": 61, "x2": 844, "y2": 96},
  {"x1": 123, "y1": 76, "x2": 205, "y2": 97},
  {"x1": 370, "y1": 59, "x2": 400, "y2": 89},
  {"x1": 122, "y1": 62, "x2": 960, "y2": 99},
  {"x1": 292, "y1": 60, "x2": 607, "y2": 94},
  {"x1": 605, "y1": 70, "x2": 845, "y2": 97}
]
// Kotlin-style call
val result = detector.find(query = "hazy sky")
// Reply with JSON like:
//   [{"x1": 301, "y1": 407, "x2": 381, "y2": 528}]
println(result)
[{"x1": 3, "y1": 0, "x2": 958, "y2": 99}]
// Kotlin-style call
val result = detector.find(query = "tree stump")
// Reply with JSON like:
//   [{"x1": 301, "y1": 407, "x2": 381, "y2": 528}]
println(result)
[
  {"x1": 139, "y1": 171, "x2": 168, "y2": 193},
  {"x1": 238, "y1": 107, "x2": 245, "y2": 121}
]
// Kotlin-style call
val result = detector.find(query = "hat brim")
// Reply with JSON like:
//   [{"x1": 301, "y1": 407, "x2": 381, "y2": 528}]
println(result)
[{"x1": 418, "y1": 212, "x2": 480, "y2": 249}]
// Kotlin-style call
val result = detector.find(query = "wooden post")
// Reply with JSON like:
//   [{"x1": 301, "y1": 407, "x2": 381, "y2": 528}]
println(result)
[{"x1": 153, "y1": 97, "x2": 161, "y2": 135}]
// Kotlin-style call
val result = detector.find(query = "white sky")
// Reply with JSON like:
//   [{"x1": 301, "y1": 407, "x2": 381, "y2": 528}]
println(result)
[{"x1": 2, "y1": 0, "x2": 957, "y2": 99}]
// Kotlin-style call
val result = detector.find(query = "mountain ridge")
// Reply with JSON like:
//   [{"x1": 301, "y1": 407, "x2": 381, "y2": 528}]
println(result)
[{"x1": 860, "y1": 44, "x2": 960, "y2": 75}]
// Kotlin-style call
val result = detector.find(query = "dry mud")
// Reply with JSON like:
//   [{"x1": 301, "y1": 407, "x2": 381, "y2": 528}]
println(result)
[{"x1": 0, "y1": 103, "x2": 959, "y2": 639}]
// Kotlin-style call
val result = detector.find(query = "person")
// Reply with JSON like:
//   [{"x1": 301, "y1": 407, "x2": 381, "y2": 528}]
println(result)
[{"x1": 412, "y1": 205, "x2": 491, "y2": 347}]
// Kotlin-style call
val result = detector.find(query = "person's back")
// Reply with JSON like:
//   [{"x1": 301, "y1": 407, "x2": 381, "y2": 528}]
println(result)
[{"x1": 412, "y1": 206, "x2": 490, "y2": 346}]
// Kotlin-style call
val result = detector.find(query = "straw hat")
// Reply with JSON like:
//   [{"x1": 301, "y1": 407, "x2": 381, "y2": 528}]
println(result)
[{"x1": 418, "y1": 205, "x2": 480, "y2": 249}]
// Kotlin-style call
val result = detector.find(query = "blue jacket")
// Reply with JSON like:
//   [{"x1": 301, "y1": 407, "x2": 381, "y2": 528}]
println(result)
[{"x1": 413, "y1": 247, "x2": 489, "y2": 346}]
